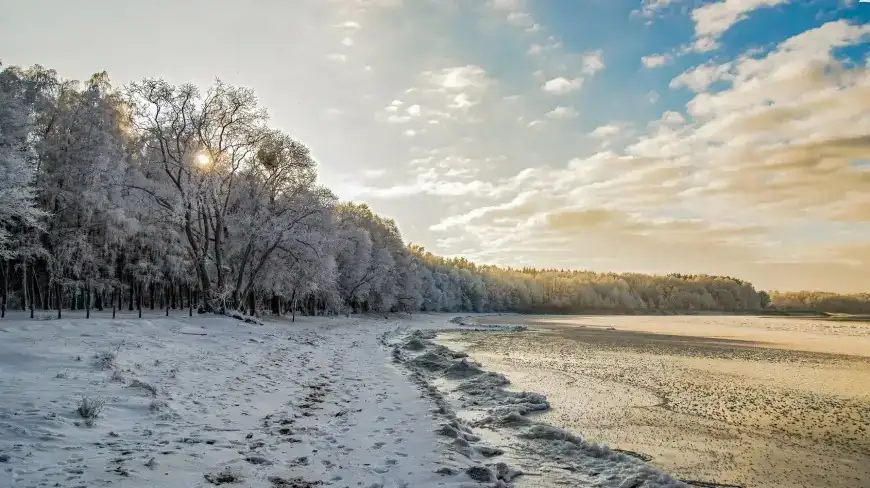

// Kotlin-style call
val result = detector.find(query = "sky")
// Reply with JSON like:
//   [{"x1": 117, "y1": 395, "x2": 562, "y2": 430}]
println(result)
[{"x1": 1, "y1": 0, "x2": 869, "y2": 293}]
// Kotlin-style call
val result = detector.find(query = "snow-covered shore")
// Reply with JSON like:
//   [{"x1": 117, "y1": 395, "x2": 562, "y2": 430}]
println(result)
[
  {"x1": 0, "y1": 312, "x2": 483, "y2": 488},
  {"x1": 1, "y1": 311, "x2": 685, "y2": 488},
  {"x1": 385, "y1": 317, "x2": 688, "y2": 488}
]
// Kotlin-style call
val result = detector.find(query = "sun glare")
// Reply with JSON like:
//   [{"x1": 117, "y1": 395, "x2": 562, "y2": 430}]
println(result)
[{"x1": 195, "y1": 153, "x2": 211, "y2": 167}]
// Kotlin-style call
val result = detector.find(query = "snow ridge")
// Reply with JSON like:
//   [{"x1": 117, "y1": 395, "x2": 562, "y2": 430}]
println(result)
[{"x1": 387, "y1": 325, "x2": 691, "y2": 488}]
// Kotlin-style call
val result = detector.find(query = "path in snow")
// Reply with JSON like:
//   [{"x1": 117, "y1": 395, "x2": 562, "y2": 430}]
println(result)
[{"x1": 0, "y1": 312, "x2": 474, "y2": 488}]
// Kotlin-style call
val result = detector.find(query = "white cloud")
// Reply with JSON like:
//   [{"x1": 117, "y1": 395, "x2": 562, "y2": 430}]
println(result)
[
  {"x1": 691, "y1": 0, "x2": 789, "y2": 52},
  {"x1": 449, "y1": 93, "x2": 477, "y2": 110},
  {"x1": 526, "y1": 44, "x2": 543, "y2": 56},
  {"x1": 588, "y1": 123, "x2": 624, "y2": 138},
  {"x1": 542, "y1": 76, "x2": 583, "y2": 94},
  {"x1": 487, "y1": 0, "x2": 523, "y2": 11},
  {"x1": 546, "y1": 106, "x2": 579, "y2": 119},
  {"x1": 641, "y1": 53, "x2": 672, "y2": 68},
  {"x1": 406, "y1": 104, "x2": 421, "y2": 116},
  {"x1": 431, "y1": 65, "x2": 489, "y2": 90},
  {"x1": 635, "y1": 0, "x2": 675, "y2": 19},
  {"x1": 660, "y1": 111, "x2": 686, "y2": 125},
  {"x1": 387, "y1": 114, "x2": 411, "y2": 123},
  {"x1": 670, "y1": 61, "x2": 733, "y2": 92},
  {"x1": 327, "y1": 53, "x2": 347, "y2": 62},
  {"x1": 507, "y1": 11, "x2": 534, "y2": 27},
  {"x1": 582, "y1": 50, "x2": 606, "y2": 75}
]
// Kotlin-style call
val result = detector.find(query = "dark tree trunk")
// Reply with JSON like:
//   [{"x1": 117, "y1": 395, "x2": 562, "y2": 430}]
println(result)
[
  {"x1": 85, "y1": 279, "x2": 91, "y2": 320},
  {"x1": 247, "y1": 292, "x2": 255, "y2": 317},
  {"x1": 188, "y1": 285, "x2": 193, "y2": 317},
  {"x1": 137, "y1": 283, "x2": 142, "y2": 318},
  {"x1": 56, "y1": 283, "x2": 62, "y2": 319},
  {"x1": 128, "y1": 281, "x2": 134, "y2": 311},
  {"x1": 95, "y1": 289, "x2": 103, "y2": 311},
  {"x1": 1, "y1": 259, "x2": 7, "y2": 319},
  {"x1": 39, "y1": 273, "x2": 46, "y2": 310},
  {"x1": 29, "y1": 265, "x2": 34, "y2": 319},
  {"x1": 150, "y1": 283, "x2": 155, "y2": 310},
  {"x1": 271, "y1": 295, "x2": 280, "y2": 315},
  {"x1": 112, "y1": 287, "x2": 116, "y2": 319}
]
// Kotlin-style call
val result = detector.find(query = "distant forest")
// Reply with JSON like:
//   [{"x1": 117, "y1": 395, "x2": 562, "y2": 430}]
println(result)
[{"x1": 1, "y1": 64, "x2": 867, "y2": 318}]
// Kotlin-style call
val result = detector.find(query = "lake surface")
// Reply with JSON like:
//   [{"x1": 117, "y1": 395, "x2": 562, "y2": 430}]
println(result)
[{"x1": 436, "y1": 314, "x2": 870, "y2": 488}]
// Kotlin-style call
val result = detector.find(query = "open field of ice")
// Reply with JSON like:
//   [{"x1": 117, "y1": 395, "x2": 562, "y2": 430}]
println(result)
[{"x1": 436, "y1": 315, "x2": 870, "y2": 488}]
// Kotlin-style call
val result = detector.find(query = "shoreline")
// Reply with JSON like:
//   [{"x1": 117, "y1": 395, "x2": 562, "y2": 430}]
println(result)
[
  {"x1": 387, "y1": 320, "x2": 694, "y2": 488},
  {"x1": 428, "y1": 314, "x2": 870, "y2": 487}
]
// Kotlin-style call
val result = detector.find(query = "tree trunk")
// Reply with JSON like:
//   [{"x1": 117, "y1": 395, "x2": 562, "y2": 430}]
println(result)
[
  {"x1": 96, "y1": 289, "x2": 103, "y2": 311},
  {"x1": 150, "y1": 283, "x2": 155, "y2": 310},
  {"x1": 36, "y1": 272, "x2": 45, "y2": 310},
  {"x1": 188, "y1": 285, "x2": 193, "y2": 317},
  {"x1": 270, "y1": 295, "x2": 280, "y2": 315},
  {"x1": 112, "y1": 287, "x2": 117, "y2": 319},
  {"x1": 137, "y1": 283, "x2": 142, "y2": 318},
  {"x1": 29, "y1": 265, "x2": 34, "y2": 319},
  {"x1": 21, "y1": 262, "x2": 29, "y2": 312},
  {"x1": 85, "y1": 278, "x2": 91, "y2": 320},
  {"x1": 56, "y1": 283, "x2": 62, "y2": 319},
  {"x1": 1, "y1": 259, "x2": 7, "y2": 319},
  {"x1": 247, "y1": 292, "x2": 256, "y2": 317},
  {"x1": 128, "y1": 281, "x2": 134, "y2": 311}
]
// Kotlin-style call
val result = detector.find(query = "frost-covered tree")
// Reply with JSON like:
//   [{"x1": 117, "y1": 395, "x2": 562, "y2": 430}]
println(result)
[{"x1": 0, "y1": 66, "x2": 45, "y2": 257}]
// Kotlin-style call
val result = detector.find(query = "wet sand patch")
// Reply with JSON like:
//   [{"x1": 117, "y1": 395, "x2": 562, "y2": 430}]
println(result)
[{"x1": 437, "y1": 315, "x2": 870, "y2": 487}]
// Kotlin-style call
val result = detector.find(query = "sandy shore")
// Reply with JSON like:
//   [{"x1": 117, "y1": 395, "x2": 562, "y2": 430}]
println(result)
[{"x1": 436, "y1": 314, "x2": 870, "y2": 488}]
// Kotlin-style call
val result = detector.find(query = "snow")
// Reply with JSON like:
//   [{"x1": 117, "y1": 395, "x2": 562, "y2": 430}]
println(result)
[
  {"x1": 0, "y1": 311, "x2": 688, "y2": 488},
  {"x1": 0, "y1": 312, "x2": 476, "y2": 488}
]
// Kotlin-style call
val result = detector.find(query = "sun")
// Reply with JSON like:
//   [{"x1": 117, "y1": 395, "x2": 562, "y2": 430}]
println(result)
[{"x1": 195, "y1": 153, "x2": 211, "y2": 167}]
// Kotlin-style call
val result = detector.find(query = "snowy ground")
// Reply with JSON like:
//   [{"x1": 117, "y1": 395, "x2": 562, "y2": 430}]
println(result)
[
  {"x1": 0, "y1": 311, "x2": 687, "y2": 488},
  {"x1": 0, "y1": 311, "x2": 483, "y2": 488}
]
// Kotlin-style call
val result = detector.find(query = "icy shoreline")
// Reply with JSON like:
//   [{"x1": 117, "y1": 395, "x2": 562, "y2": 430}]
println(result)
[{"x1": 386, "y1": 318, "x2": 690, "y2": 488}]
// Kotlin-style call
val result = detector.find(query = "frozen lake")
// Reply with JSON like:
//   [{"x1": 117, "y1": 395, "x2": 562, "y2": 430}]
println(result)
[{"x1": 437, "y1": 314, "x2": 870, "y2": 488}]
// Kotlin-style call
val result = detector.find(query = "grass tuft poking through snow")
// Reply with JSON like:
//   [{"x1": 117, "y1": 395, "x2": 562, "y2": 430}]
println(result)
[
  {"x1": 76, "y1": 396, "x2": 106, "y2": 426},
  {"x1": 93, "y1": 350, "x2": 118, "y2": 370},
  {"x1": 129, "y1": 378, "x2": 158, "y2": 396}
]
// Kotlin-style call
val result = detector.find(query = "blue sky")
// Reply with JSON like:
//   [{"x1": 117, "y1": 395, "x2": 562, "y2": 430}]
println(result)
[{"x1": 1, "y1": 0, "x2": 869, "y2": 291}]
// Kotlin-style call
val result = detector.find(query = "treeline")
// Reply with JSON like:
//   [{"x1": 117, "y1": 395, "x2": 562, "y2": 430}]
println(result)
[
  {"x1": 0, "y1": 63, "x2": 858, "y2": 321},
  {"x1": 768, "y1": 291, "x2": 870, "y2": 315}
]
